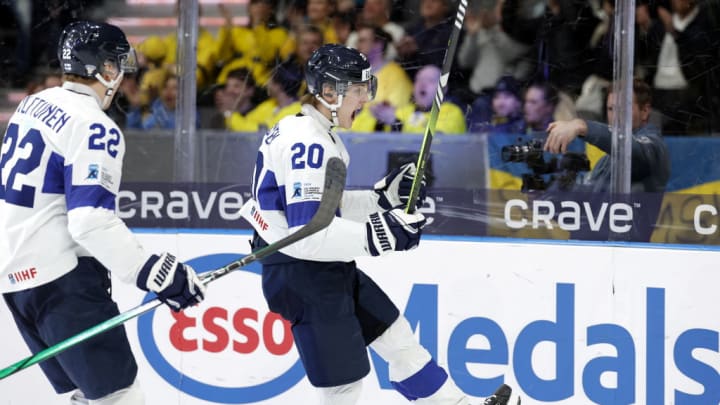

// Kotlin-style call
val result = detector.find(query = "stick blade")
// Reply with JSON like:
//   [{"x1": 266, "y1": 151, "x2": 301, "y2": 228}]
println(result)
[{"x1": 324, "y1": 156, "x2": 347, "y2": 202}]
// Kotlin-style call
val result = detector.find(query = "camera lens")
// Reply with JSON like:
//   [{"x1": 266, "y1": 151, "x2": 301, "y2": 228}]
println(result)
[{"x1": 501, "y1": 145, "x2": 518, "y2": 162}]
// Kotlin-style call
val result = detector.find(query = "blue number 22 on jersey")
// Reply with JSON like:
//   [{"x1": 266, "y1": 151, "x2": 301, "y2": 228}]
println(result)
[
  {"x1": 0, "y1": 122, "x2": 121, "y2": 208},
  {"x1": 0, "y1": 123, "x2": 46, "y2": 208}
]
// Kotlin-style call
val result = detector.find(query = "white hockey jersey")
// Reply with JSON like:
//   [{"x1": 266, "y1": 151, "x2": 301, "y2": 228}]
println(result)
[
  {"x1": 240, "y1": 104, "x2": 380, "y2": 262},
  {"x1": 0, "y1": 82, "x2": 149, "y2": 293}
]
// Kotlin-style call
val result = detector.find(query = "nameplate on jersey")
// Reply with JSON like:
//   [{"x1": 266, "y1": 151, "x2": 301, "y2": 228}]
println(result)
[{"x1": 16, "y1": 95, "x2": 72, "y2": 134}]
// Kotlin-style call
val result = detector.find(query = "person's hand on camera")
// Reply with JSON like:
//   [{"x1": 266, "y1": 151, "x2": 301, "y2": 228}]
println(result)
[
  {"x1": 545, "y1": 119, "x2": 588, "y2": 154},
  {"x1": 136, "y1": 252, "x2": 206, "y2": 312}
]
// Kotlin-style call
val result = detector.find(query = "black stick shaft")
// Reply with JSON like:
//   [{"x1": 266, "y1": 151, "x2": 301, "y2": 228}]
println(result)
[{"x1": 406, "y1": 0, "x2": 468, "y2": 213}]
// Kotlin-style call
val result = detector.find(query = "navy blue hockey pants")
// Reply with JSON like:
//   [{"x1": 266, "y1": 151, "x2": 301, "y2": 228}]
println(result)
[
  {"x1": 3, "y1": 257, "x2": 137, "y2": 399},
  {"x1": 258, "y1": 244, "x2": 400, "y2": 387}
]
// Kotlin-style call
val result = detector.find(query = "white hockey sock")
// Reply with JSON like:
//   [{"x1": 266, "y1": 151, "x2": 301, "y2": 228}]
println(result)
[
  {"x1": 414, "y1": 378, "x2": 468, "y2": 405},
  {"x1": 370, "y1": 316, "x2": 468, "y2": 404},
  {"x1": 370, "y1": 316, "x2": 432, "y2": 381},
  {"x1": 317, "y1": 380, "x2": 363, "y2": 405}
]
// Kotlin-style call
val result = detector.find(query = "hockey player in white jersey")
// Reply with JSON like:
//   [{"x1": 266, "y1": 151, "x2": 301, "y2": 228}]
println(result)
[
  {"x1": 240, "y1": 44, "x2": 512, "y2": 405},
  {"x1": 0, "y1": 21, "x2": 205, "y2": 404}
]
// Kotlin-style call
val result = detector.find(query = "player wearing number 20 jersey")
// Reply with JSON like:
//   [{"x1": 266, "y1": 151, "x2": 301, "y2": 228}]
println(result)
[
  {"x1": 0, "y1": 83, "x2": 146, "y2": 293},
  {"x1": 237, "y1": 45, "x2": 508, "y2": 405}
]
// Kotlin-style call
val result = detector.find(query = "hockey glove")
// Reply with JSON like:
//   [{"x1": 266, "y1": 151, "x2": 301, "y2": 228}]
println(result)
[
  {"x1": 374, "y1": 162, "x2": 427, "y2": 210},
  {"x1": 366, "y1": 208, "x2": 427, "y2": 256},
  {"x1": 137, "y1": 252, "x2": 206, "y2": 312}
]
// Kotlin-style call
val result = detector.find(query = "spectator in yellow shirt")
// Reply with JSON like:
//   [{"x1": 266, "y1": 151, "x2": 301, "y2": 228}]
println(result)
[
  {"x1": 209, "y1": 68, "x2": 264, "y2": 131},
  {"x1": 233, "y1": 66, "x2": 303, "y2": 133},
  {"x1": 216, "y1": 0, "x2": 289, "y2": 86},
  {"x1": 366, "y1": 65, "x2": 467, "y2": 134},
  {"x1": 349, "y1": 26, "x2": 413, "y2": 132},
  {"x1": 135, "y1": 3, "x2": 221, "y2": 90}
]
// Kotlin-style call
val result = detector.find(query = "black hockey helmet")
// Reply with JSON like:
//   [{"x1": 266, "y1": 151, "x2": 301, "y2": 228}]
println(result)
[
  {"x1": 305, "y1": 44, "x2": 377, "y2": 100},
  {"x1": 58, "y1": 20, "x2": 137, "y2": 79}
]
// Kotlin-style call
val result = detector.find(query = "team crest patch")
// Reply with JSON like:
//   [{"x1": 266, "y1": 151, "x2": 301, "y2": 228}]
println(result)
[{"x1": 86, "y1": 163, "x2": 99, "y2": 180}]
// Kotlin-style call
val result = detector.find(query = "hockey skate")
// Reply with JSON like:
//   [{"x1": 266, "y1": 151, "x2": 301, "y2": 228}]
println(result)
[{"x1": 481, "y1": 383, "x2": 520, "y2": 405}]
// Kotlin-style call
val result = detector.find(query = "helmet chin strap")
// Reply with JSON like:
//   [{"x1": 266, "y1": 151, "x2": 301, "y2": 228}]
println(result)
[
  {"x1": 94, "y1": 70, "x2": 124, "y2": 110},
  {"x1": 315, "y1": 93, "x2": 344, "y2": 127}
]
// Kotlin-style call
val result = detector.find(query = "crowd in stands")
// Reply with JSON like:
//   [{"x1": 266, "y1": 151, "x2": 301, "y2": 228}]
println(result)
[{"x1": 7, "y1": 0, "x2": 720, "y2": 136}]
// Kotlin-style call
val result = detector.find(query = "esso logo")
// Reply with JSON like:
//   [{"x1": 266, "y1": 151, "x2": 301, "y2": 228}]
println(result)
[
  {"x1": 138, "y1": 253, "x2": 305, "y2": 403},
  {"x1": 169, "y1": 307, "x2": 293, "y2": 355}
]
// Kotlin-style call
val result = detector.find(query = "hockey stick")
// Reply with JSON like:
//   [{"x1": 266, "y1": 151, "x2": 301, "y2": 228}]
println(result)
[
  {"x1": 405, "y1": 0, "x2": 468, "y2": 214},
  {"x1": 0, "y1": 157, "x2": 347, "y2": 381}
]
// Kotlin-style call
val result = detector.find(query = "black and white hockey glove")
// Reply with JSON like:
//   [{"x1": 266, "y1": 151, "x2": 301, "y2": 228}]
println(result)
[
  {"x1": 366, "y1": 208, "x2": 427, "y2": 256},
  {"x1": 137, "y1": 252, "x2": 206, "y2": 312},
  {"x1": 374, "y1": 162, "x2": 427, "y2": 210}
]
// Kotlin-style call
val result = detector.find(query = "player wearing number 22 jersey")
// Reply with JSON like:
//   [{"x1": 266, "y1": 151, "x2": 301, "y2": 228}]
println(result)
[
  {"x1": 0, "y1": 83, "x2": 132, "y2": 291},
  {"x1": 0, "y1": 21, "x2": 204, "y2": 404}
]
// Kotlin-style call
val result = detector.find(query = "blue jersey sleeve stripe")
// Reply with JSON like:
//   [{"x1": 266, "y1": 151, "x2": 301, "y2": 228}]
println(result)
[
  {"x1": 67, "y1": 185, "x2": 116, "y2": 211},
  {"x1": 64, "y1": 165, "x2": 116, "y2": 210},
  {"x1": 257, "y1": 169, "x2": 286, "y2": 211},
  {"x1": 286, "y1": 200, "x2": 320, "y2": 227},
  {"x1": 42, "y1": 152, "x2": 65, "y2": 194},
  {"x1": 277, "y1": 185, "x2": 288, "y2": 211}
]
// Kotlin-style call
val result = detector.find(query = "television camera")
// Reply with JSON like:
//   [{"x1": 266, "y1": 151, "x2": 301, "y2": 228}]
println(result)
[{"x1": 501, "y1": 139, "x2": 590, "y2": 192}]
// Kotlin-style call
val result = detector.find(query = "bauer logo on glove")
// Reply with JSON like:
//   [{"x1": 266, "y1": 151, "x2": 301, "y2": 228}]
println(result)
[
  {"x1": 137, "y1": 252, "x2": 206, "y2": 312},
  {"x1": 366, "y1": 208, "x2": 427, "y2": 256}
]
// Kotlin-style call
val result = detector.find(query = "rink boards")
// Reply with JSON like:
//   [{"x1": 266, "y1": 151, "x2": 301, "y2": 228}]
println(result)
[{"x1": 1, "y1": 233, "x2": 718, "y2": 404}]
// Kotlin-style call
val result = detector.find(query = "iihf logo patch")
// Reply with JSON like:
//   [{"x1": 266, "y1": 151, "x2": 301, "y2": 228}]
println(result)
[
  {"x1": 87, "y1": 164, "x2": 99, "y2": 180},
  {"x1": 8, "y1": 268, "x2": 38, "y2": 284},
  {"x1": 292, "y1": 182, "x2": 302, "y2": 198}
]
